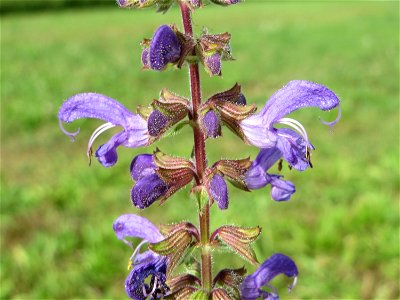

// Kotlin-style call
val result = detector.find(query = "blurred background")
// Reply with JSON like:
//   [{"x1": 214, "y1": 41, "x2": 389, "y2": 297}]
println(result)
[{"x1": 1, "y1": 0, "x2": 399, "y2": 299}]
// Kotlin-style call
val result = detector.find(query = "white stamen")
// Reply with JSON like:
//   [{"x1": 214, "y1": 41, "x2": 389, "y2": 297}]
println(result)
[
  {"x1": 288, "y1": 276, "x2": 298, "y2": 292},
  {"x1": 129, "y1": 239, "x2": 148, "y2": 264},
  {"x1": 149, "y1": 276, "x2": 158, "y2": 295},
  {"x1": 277, "y1": 117, "x2": 309, "y2": 144},
  {"x1": 86, "y1": 122, "x2": 115, "y2": 157},
  {"x1": 59, "y1": 119, "x2": 80, "y2": 142},
  {"x1": 142, "y1": 285, "x2": 148, "y2": 297},
  {"x1": 319, "y1": 105, "x2": 342, "y2": 127}
]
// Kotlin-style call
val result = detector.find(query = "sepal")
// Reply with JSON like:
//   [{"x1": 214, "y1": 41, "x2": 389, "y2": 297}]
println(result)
[
  {"x1": 213, "y1": 158, "x2": 252, "y2": 191},
  {"x1": 166, "y1": 274, "x2": 201, "y2": 295},
  {"x1": 211, "y1": 288, "x2": 233, "y2": 300},
  {"x1": 149, "y1": 225, "x2": 196, "y2": 275},
  {"x1": 208, "y1": 0, "x2": 239, "y2": 6},
  {"x1": 211, "y1": 225, "x2": 261, "y2": 265},
  {"x1": 213, "y1": 267, "x2": 246, "y2": 299}
]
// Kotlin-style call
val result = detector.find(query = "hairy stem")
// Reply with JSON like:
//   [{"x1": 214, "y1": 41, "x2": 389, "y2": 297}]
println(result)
[{"x1": 179, "y1": 1, "x2": 212, "y2": 293}]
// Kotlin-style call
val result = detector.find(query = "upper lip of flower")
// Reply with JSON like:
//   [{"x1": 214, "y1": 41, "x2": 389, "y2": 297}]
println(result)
[{"x1": 58, "y1": 92, "x2": 149, "y2": 167}]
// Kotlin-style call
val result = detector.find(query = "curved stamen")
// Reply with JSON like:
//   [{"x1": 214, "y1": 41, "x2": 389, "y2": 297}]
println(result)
[
  {"x1": 288, "y1": 276, "x2": 298, "y2": 293},
  {"x1": 86, "y1": 122, "x2": 116, "y2": 157},
  {"x1": 319, "y1": 105, "x2": 342, "y2": 127},
  {"x1": 277, "y1": 118, "x2": 309, "y2": 144},
  {"x1": 59, "y1": 119, "x2": 80, "y2": 142},
  {"x1": 149, "y1": 276, "x2": 158, "y2": 296},
  {"x1": 129, "y1": 239, "x2": 148, "y2": 265},
  {"x1": 142, "y1": 285, "x2": 149, "y2": 297}
]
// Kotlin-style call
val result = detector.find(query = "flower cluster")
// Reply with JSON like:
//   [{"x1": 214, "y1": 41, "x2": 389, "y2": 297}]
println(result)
[{"x1": 59, "y1": 0, "x2": 340, "y2": 299}]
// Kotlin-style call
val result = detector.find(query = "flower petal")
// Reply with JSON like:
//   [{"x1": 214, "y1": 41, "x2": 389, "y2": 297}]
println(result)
[
  {"x1": 130, "y1": 154, "x2": 156, "y2": 181},
  {"x1": 209, "y1": 174, "x2": 228, "y2": 209},
  {"x1": 147, "y1": 110, "x2": 169, "y2": 137},
  {"x1": 113, "y1": 214, "x2": 164, "y2": 243},
  {"x1": 260, "y1": 80, "x2": 340, "y2": 127},
  {"x1": 270, "y1": 176, "x2": 296, "y2": 201},
  {"x1": 95, "y1": 131, "x2": 127, "y2": 167},
  {"x1": 245, "y1": 165, "x2": 269, "y2": 190},
  {"x1": 253, "y1": 147, "x2": 282, "y2": 171},
  {"x1": 276, "y1": 128, "x2": 312, "y2": 171},
  {"x1": 58, "y1": 93, "x2": 136, "y2": 127},
  {"x1": 241, "y1": 253, "x2": 298, "y2": 300},
  {"x1": 131, "y1": 173, "x2": 168, "y2": 209},
  {"x1": 149, "y1": 25, "x2": 181, "y2": 71},
  {"x1": 204, "y1": 53, "x2": 222, "y2": 76}
]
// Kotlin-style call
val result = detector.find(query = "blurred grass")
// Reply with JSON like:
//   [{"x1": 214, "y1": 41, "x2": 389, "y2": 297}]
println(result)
[{"x1": 1, "y1": 2, "x2": 399, "y2": 299}]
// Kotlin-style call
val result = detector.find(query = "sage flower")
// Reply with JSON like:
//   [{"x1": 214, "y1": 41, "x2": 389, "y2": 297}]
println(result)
[
  {"x1": 240, "y1": 80, "x2": 341, "y2": 171},
  {"x1": 130, "y1": 154, "x2": 168, "y2": 209},
  {"x1": 113, "y1": 214, "x2": 169, "y2": 300},
  {"x1": 245, "y1": 147, "x2": 295, "y2": 201},
  {"x1": 58, "y1": 93, "x2": 148, "y2": 167},
  {"x1": 209, "y1": 173, "x2": 228, "y2": 209},
  {"x1": 241, "y1": 253, "x2": 298, "y2": 300}
]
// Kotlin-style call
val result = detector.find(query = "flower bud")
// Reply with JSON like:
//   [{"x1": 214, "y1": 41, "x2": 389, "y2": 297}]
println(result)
[
  {"x1": 209, "y1": 0, "x2": 239, "y2": 5},
  {"x1": 148, "y1": 109, "x2": 169, "y2": 136},
  {"x1": 201, "y1": 110, "x2": 221, "y2": 138},
  {"x1": 204, "y1": 53, "x2": 221, "y2": 76}
]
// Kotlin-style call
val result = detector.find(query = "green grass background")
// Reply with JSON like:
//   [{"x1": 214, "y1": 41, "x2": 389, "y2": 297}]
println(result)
[{"x1": 1, "y1": 2, "x2": 399, "y2": 299}]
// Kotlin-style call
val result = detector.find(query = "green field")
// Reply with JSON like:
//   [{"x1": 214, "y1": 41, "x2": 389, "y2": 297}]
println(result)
[{"x1": 1, "y1": 2, "x2": 399, "y2": 299}]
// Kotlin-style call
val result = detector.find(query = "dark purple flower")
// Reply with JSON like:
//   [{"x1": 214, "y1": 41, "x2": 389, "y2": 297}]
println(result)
[
  {"x1": 245, "y1": 147, "x2": 295, "y2": 201},
  {"x1": 130, "y1": 154, "x2": 168, "y2": 209},
  {"x1": 113, "y1": 214, "x2": 170, "y2": 300},
  {"x1": 204, "y1": 53, "x2": 221, "y2": 76},
  {"x1": 202, "y1": 110, "x2": 221, "y2": 138},
  {"x1": 209, "y1": 174, "x2": 228, "y2": 209},
  {"x1": 241, "y1": 253, "x2": 298, "y2": 300},
  {"x1": 143, "y1": 25, "x2": 181, "y2": 71},
  {"x1": 240, "y1": 80, "x2": 341, "y2": 171},
  {"x1": 58, "y1": 93, "x2": 148, "y2": 167},
  {"x1": 147, "y1": 110, "x2": 169, "y2": 137}
]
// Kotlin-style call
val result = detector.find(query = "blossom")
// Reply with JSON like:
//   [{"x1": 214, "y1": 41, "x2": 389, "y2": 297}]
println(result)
[
  {"x1": 209, "y1": 173, "x2": 228, "y2": 209},
  {"x1": 245, "y1": 147, "x2": 295, "y2": 201},
  {"x1": 58, "y1": 93, "x2": 148, "y2": 167},
  {"x1": 130, "y1": 154, "x2": 168, "y2": 209},
  {"x1": 240, "y1": 80, "x2": 341, "y2": 171},
  {"x1": 201, "y1": 110, "x2": 221, "y2": 138},
  {"x1": 241, "y1": 253, "x2": 298, "y2": 300},
  {"x1": 113, "y1": 214, "x2": 169, "y2": 300},
  {"x1": 142, "y1": 25, "x2": 181, "y2": 71}
]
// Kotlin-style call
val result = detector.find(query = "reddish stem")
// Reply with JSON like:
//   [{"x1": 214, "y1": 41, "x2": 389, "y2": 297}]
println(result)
[{"x1": 179, "y1": 1, "x2": 212, "y2": 293}]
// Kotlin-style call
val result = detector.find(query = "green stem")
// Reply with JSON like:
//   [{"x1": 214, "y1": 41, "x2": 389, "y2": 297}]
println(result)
[{"x1": 179, "y1": 1, "x2": 212, "y2": 293}]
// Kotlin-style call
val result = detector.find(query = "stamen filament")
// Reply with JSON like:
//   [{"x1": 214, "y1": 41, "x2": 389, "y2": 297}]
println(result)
[
  {"x1": 149, "y1": 276, "x2": 158, "y2": 295},
  {"x1": 288, "y1": 276, "x2": 298, "y2": 292},
  {"x1": 319, "y1": 105, "x2": 342, "y2": 127},
  {"x1": 277, "y1": 117, "x2": 309, "y2": 143},
  {"x1": 86, "y1": 122, "x2": 115, "y2": 157},
  {"x1": 129, "y1": 239, "x2": 148, "y2": 264},
  {"x1": 59, "y1": 119, "x2": 80, "y2": 142}
]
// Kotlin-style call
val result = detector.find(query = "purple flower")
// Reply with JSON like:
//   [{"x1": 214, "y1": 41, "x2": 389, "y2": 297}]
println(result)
[
  {"x1": 202, "y1": 110, "x2": 221, "y2": 138},
  {"x1": 113, "y1": 214, "x2": 169, "y2": 300},
  {"x1": 142, "y1": 25, "x2": 181, "y2": 71},
  {"x1": 58, "y1": 93, "x2": 149, "y2": 167},
  {"x1": 147, "y1": 110, "x2": 169, "y2": 137},
  {"x1": 240, "y1": 80, "x2": 341, "y2": 171},
  {"x1": 241, "y1": 253, "x2": 298, "y2": 300},
  {"x1": 245, "y1": 147, "x2": 295, "y2": 201},
  {"x1": 209, "y1": 173, "x2": 228, "y2": 209},
  {"x1": 130, "y1": 154, "x2": 168, "y2": 209}
]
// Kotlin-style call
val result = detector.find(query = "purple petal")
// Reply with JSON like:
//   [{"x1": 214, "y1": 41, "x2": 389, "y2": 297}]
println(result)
[
  {"x1": 260, "y1": 80, "x2": 340, "y2": 127},
  {"x1": 241, "y1": 253, "x2": 298, "y2": 300},
  {"x1": 131, "y1": 173, "x2": 168, "y2": 209},
  {"x1": 253, "y1": 147, "x2": 282, "y2": 171},
  {"x1": 58, "y1": 93, "x2": 135, "y2": 127},
  {"x1": 112, "y1": 213, "x2": 164, "y2": 243},
  {"x1": 270, "y1": 176, "x2": 296, "y2": 201},
  {"x1": 147, "y1": 110, "x2": 169, "y2": 137},
  {"x1": 149, "y1": 25, "x2": 181, "y2": 71},
  {"x1": 95, "y1": 131, "x2": 127, "y2": 167},
  {"x1": 276, "y1": 128, "x2": 312, "y2": 171},
  {"x1": 130, "y1": 154, "x2": 156, "y2": 181},
  {"x1": 202, "y1": 110, "x2": 221, "y2": 138},
  {"x1": 209, "y1": 174, "x2": 228, "y2": 209},
  {"x1": 240, "y1": 115, "x2": 278, "y2": 148},
  {"x1": 125, "y1": 256, "x2": 168, "y2": 300},
  {"x1": 245, "y1": 165, "x2": 269, "y2": 190},
  {"x1": 204, "y1": 53, "x2": 221, "y2": 76}
]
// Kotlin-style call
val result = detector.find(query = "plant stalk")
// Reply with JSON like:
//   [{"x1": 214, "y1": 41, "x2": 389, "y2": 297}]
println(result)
[{"x1": 179, "y1": 1, "x2": 212, "y2": 293}]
